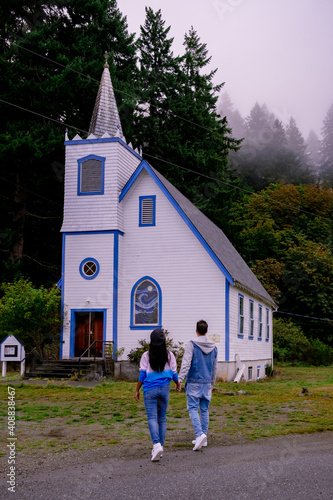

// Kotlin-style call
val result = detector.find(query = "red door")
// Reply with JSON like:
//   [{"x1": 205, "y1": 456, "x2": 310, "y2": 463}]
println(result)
[{"x1": 74, "y1": 311, "x2": 104, "y2": 357}]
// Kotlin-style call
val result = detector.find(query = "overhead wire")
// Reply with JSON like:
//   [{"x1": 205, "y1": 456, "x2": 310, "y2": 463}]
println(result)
[{"x1": 1, "y1": 37, "x2": 333, "y2": 223}]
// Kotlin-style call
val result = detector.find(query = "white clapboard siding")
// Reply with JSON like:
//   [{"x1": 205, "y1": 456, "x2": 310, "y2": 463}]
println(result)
[
  {"x1": 61, "y1": 232, "x2": 115, "y2": 358},
  {"x1": 118, "y1": 170, "x2": 227, "y2": 361},
  {"x1": 228, "y1": 285, "x2": 272, "y2": 362},
  {"x1": 61, "y1": 140, "x2": 141, "y2": 233}
]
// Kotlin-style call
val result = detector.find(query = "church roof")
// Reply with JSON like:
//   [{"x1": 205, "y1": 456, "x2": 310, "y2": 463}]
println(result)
[
  {"x1": 120, "y1": 161, "x2": 276, "y2": 307},
  {"x1": 88, "y1": 52, "x2": 124, "y2": 139}
]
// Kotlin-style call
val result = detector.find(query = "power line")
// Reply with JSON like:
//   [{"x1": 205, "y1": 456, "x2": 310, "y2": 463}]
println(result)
[
  {"x1": 275, "y1": 310, "x2": 333, "y2": 323},
  {"x1": 143, "y1": 153, "x2": 333, "y2": 223},
  {"x1": 1, "y1": 97, "x2": 332, "y2": 224},
  {"x1": 1, "y1": 40, "x2": 333, "y2": 223},
  {"x1": 2, "y1": 37, "x2": 231, "y2": 137},
  {"x1": 0, "y1": 98, "x2": 87, "y2": 134}
]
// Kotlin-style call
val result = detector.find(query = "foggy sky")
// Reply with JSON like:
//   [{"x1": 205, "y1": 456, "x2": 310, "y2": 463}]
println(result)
[{"x1": 119, "y1": 0, "x2": 333, "y2": 139}]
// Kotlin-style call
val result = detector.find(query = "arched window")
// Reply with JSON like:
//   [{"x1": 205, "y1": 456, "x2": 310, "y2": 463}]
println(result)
[{"x1": 130, "y1": 277, "x2": 162, "y2": 329}]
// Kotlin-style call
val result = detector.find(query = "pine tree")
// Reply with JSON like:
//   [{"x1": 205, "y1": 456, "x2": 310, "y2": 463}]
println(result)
[
  {"x1": 0, "y1": 0, "x2": 138, "y2": 285},
  {"x1": 133, "y1": 7, "x2": 181, "y2": 152},
  {"x1": 306, "y1": 129, "x2": 321, "y2": 173},
  {"x1": 134, "y1": 18, "x2": 240, "y2": 228},
  {"x1": 319, "y1": 104, "x2": 333, "y2": 187},
  {"x1": 286, "y1": 117, "x2": 306, "y2": 160}
]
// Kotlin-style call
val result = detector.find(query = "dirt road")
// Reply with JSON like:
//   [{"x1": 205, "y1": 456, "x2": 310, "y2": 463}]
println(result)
[{"x1": 2, "y1": 431, "x2": 332, "y2": 500}]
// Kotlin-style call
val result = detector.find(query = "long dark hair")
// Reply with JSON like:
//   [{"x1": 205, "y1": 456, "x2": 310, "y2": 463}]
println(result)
[{"x1": 149, "y1": 341, "x2": 168, "y2": 373}]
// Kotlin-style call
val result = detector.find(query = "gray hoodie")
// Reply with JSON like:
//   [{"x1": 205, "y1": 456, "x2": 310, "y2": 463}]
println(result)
[{"x1": 178, "y1": 335, "x2": 217, "y2": 384}]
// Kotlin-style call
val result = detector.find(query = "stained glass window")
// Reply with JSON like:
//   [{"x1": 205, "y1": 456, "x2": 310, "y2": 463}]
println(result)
[{"x1": 134, "y1": 279, "x2": 159, "y2": 325}]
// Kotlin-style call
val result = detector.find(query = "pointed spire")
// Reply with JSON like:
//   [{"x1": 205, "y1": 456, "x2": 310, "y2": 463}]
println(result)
[{"x1": 89, "y1": 52, "x2": 124, "y2": 139}]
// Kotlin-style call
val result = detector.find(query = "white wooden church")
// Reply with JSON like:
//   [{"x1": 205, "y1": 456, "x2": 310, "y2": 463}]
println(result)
[{"x1": 59, "y1": 57, "x2": 275, "y2": 381}]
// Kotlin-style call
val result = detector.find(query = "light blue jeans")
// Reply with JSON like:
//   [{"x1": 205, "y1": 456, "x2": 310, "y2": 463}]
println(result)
[
  {"x1": 143, "y1": 384, "x2": 170, "y2": 445},
  {"x1": 186, "y1": 382, "x2": 212, "y2": 438}
]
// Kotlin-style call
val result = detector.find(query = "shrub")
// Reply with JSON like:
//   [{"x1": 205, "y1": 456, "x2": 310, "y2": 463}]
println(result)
[
  {"x1": 0, "y1": 279, "x2": 61, "y2": 358},
  {"x1": 128, "y1": 330, "x2": 184, "y2": 370},
  {"x1": 273, "y1": 317, "x2": 333, "y2": 365}
]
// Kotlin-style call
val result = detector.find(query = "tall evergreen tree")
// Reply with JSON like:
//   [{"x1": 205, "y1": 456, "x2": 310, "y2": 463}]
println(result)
[
  {"x1": 286, "y1": 117, "x2": 306, "y2": 159},
  {"x1": 319, "y1": 103, "x2": 333, "y2": 187},
  {"x1": 133, "y1": 7, "x2": 181, "y2": 155},
  {"x1": 0, "y1": 0, "x2": 138, "y2": 285},
  {"x1": 217, "y1": 92, "x2": 246, "y2": 140},
  {"x1": 306, "y1": 129, "x2": 321, "y2": 175},
  {"x1": 134, "y1": 18, "x2": 240, "y2": 228}
]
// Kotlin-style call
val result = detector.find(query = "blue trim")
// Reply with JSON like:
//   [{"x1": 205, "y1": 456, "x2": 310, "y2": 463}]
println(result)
[
  {"x1": 113, "y1": 232, "x2": 120, "y2": 355},
  {"x1": 130, "y1": 276, "x2": 162, "y2": 329},
  {"x1": 266, "y1": 307, "x2": 270, "y2": 340},
  {"x1": 139, "y1": 195, "x2": 156, "y2": 227},
  {"x1": 120, "y1": 161, "x2": 234, "y2": 285},
  {"x1": 249, "y1": 299, "x2": 254, "y2": 338},
  {"x1": 238, "y1": 293, "x2": 244, "y2": 336},
  {"x1": 65, "y1": 137, "x2": 142, "y2": 160},
  {"x1": 59, "y1": 233, "x2": 66, "y2": 359},
  {"x1": 77, "y1": 154, "x2": 105, "y2": 196},
  {"x1": 70, "y1": 309, "x2": 107, "y2": 358},
  {"x1": 265, "y1": 339, "x2": 269, "y2": 342},
  {"x1": 258, "y1": 338, "x2": 262, "y2": 342},
  {"x1": 258, "y1": 304, "x2": 263, "y2": 340},
  {"x1": 79, "y1": 257, "x2": 100, "y2": 280},
  {"x1": 62, "y1": 230, "x2": 124, "y2": 236},
  {"x1": 225, "y1": 281, "x2": 229, "y2": 361}
]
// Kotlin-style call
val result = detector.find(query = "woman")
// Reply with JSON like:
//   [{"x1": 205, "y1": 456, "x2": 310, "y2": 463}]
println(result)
[{"x1": 134, "y1": 329, "x2": 180, "y2": 461}]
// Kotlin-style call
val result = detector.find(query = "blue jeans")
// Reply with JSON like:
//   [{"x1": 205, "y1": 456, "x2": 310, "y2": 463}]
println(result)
[
  {"x1": 143, "y1": 384, "x2": 170, "y2": 446},
  {"x1": 186, "y1": 382, "x2": 212, "y2": 438}
]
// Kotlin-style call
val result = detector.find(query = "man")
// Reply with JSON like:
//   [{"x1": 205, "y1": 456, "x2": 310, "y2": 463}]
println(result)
[{"x1": 178, "y1": 320, "x2": 218, "y2": 451}]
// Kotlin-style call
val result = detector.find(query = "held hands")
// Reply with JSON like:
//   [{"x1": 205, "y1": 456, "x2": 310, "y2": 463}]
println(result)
[{"x1": 175, "y1": 381, "x2": 182, "y2": 392}]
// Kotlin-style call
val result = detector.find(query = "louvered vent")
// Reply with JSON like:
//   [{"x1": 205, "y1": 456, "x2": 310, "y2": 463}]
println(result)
[
  {"x1": 141, "y1": 198, "x2": 154, "y2": 224},
  {"x1": 81, "y1": 159, "x2": 102, "y2": 192}
]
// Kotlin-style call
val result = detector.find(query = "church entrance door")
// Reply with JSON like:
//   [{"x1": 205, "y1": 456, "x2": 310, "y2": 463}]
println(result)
[{"x1": 74, "y1": 311, "x2": 104, "y2": 357}]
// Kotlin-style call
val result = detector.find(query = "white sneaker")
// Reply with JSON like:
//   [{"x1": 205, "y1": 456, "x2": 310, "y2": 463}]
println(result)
[
  {"x1": 192, "y1": 437, "x2": 207, "y2": 447},
  {"x1": 193, "y1": 433, "x2": 207, "y2": 451},
  {"x1": 151, "y1": 443, "x2": 163, "y2": 461}
]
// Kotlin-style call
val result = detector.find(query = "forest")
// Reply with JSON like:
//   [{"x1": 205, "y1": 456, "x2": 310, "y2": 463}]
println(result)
[{"x1": 0, "y1": 1, "x2": 332, "y2": 355}]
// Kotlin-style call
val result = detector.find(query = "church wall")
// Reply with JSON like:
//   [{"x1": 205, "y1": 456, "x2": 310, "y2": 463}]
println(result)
[
  {"x1": 61, "y1": 140, "x2": 141, "y2": 233},
  {"x1": 228, "y1": 284, "x2": 273, "y2": 370},
  {"x1": 117, "y1": 170, "x2": 227, "y2": 362},
  {"x1": 61, "y1": 232, "x2": 115, "y2": 358}
]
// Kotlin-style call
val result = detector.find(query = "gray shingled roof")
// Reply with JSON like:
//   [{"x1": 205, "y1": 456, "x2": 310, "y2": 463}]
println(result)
[
  {"x1": 149, "y1": 165, "x2": 275, "y2": 307},
  {"x1": 89, "y1": 67, "x2": 124, "y2": 139}
]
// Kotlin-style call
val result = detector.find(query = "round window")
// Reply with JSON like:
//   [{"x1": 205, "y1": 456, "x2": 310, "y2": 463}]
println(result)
[{"x1": 79, "y1": 258, "x2": 100, "y2": 280}]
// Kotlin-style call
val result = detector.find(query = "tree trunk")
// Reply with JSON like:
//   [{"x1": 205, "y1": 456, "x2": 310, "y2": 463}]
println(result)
[{"x1": 11, "y1": 173, "x2": 26, "y2": 262}]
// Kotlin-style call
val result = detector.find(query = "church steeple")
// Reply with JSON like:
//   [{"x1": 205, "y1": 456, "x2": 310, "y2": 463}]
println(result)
[{"x1": 88, "y1": 52, "x2": 124, "y2": 139}]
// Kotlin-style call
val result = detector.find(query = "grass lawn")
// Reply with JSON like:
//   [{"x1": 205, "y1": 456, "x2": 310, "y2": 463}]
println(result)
[{"x1": 0, "y1": 364, "x2": 332, "y2": 456}]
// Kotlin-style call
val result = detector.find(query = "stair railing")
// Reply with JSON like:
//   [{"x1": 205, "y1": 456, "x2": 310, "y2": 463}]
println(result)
[{"x1": 78, "y1": 340, "x2": 113, "y2": 378}]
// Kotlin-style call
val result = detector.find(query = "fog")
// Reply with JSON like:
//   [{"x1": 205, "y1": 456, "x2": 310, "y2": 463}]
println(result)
[{"x1": 119, "y1": 0, "x2": 333, "y2": 138}]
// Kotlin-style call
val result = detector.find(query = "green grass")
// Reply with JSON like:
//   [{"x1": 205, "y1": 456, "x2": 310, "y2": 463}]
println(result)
[{"x1": 0, "y1": 365, "x2": 332, "y2": 454}]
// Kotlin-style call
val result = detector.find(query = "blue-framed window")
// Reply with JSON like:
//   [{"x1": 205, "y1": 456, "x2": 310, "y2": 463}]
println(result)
[
  {"x1": 258, "y1": 305, "x2": 263, "y2": 340},
  {"x1": 249, "y1": 300, "x2": 254, "y2": 338},
  {"x1": 130, "y1": 276, "x2": 162, "y2": 329},
  {"x1": 139, "y1": 196, "x2": 156, "y2": 226},
  {"x1": 79, "y1": 258, "x2": 100, "y2": 280},
  {"x1": 238, "y1": 294, "x2": 244, "y2": 338},
  {"x1": 266, "y1": 308, "x2": 270, "y2": 341},
  {"x1": 77, "y1": 154, "x2": 105, "y2": 195}
]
